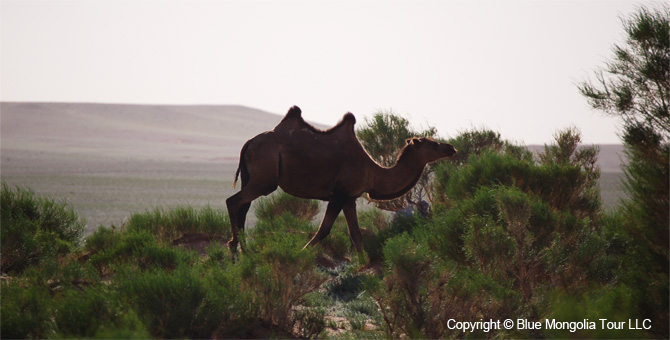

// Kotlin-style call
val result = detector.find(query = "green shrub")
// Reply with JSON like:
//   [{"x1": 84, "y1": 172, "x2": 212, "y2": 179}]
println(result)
[
  {"x1": 85, "y1": 226, "x2": 123, "y2": 254},
  {"x1": 87, "y1": 230, "x2": 197, "y2": 275},
  {"x1": 240, "y1": 215, "x2": 326, "y2": 334},
  {"x1": 203, "y1": 242, "x2": 232, "y2": 268},
  {"x1": 89, "y1": 309, "x2": 149, "y2": 339},
  {"x1": 255, "y1": 189, "x2": 320, "y2": 222},
  {"x1": 117, "y1": 266, "x2": 209, "y2": 338},
  {"x1": 201, "y1": 265, "x2": 259, "y2": 338},
  {"x1": 370, "y1": 128, "x2": 622, "y2": 338},
  {"x1": 1, "y1": 182, "x2": 85, "y2": 273},
  {"x1": 366, "y1": 233, "x2": 460, "y2": 339},
  {"x1": 546, "y1": 285, "x2": 646, "y2": 339},
  {"x1": 293, "y1": 307, "x2": 327, "y2": 339},
  {"x1": 123, "y1": 205, "x2": 230, "y2": 243},
  {"x1": 433, "y1": 128, "x2": 532, "y2": 207},
  {"x1": 324, "y1": 272, "x2": 364, "y2": 302},
  {"x1": 1, "y1": 281, "x2": 55, "y2": 339},
  {"x1": 249, "y1": 213, "x2": 313, "y2": 247},
  {"x1": 363, "y1": 211, "x2": 421, "y2": 264},
  {"x1": 54, "y1": 285, "x2": 135, "y2": 338}
]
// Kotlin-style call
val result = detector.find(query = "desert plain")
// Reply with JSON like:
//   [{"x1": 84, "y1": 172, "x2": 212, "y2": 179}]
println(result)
[{"x1": 0, "y1": 102, "x2": 626, "y2": 235}]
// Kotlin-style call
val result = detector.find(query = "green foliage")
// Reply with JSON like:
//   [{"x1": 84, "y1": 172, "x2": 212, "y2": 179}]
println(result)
[
  {"x1": 357, "y1": 111, "x2": 437, "y2": 168},
  {"x1": 614, "y1": 125, "x2": 670, "y2": 337},
  {"x1": 363, "y1": 212, "x2": 420, "y2": 264},
  {"x1": 446, "y1": 128, "x2": 533, "y2": 167},
  {"x1": 255, "y1": 189, "x2": 320, "y2": 222},
  {"x1": 293, "y1": 307, "x2": 327, "y2": 338},
  {"x1": 366, "y1": 233, "x2": 463, "y2": 339},
  {"x1": 5, "y1": 108, "x2": 664, "y2": 338},
  {"x1": 433, "y1": 128, "x2": 531, "y2": 207},
  {"x1": 85, "y1": 226, "x2": 123, "y2": 254},
  {"x1": 116, "y1": 267, "x2": 210, "y2": 338},
  {"x1": 579, "y1": 5, "x2": 669, "y2": 139},
  {"x1": 356, "y1": 111, "x2": 438, "y2": 211},
  {"x1": 357, "y1": 208, "x2": 390, "y2": 263},
  {"x1": 240, "y1": 215, "x2": 326, "y2": 332},
  {"x1": 580, "y1": 5, "x2": 669, "y2": 337},
  {"x1": 1, "y1": 281, "x2": 55, "y2": 339},
  {"x1": 123, "y1": 205, "x2": 230, "y2": 243},
  {"x1": 1, "y1": 182, "x2": 85, "y2": 274},
  {"x1": 324, "y1": 272, "x2": 365, "y2": 302},
  {"x1": 367, "y1": 127, "x2": 624, "y2": 338},
  {"x1": 546, "y1": 285, "x2": 646, "y2": 339},
  {"x1": 87, "y1": 229, "x2": 197, "y2": 275},
  {"x1": 1, "y1": 277, "x2": 149, "y2": 339},
  {"x1": 54, "y1": 285, "x2": 140, "y2": 338}
]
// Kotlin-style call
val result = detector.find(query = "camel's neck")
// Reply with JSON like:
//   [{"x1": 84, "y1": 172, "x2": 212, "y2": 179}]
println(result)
[{"x1": 367, "y1": 151, "x2": 427, "y2": 201}]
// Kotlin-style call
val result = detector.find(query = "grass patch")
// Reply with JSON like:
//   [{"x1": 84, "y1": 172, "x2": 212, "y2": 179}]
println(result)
[{"x1": 123, "y1": 205, "x2": 230, "y2": 243}]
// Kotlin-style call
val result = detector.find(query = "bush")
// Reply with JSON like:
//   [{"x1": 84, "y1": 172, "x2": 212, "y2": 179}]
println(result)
[
  {"x1": 240, "y1": 214, "x2": 327, "y2": 334},
  {"x1": 365, "y1": 233, "x2": 465, "y2": 339},
  {"x1": 255, "y1": 189, "x2": 320, "y2": 222},
  {"x1": 85, "y1": 226, "x2": 123, "y2": 253},
  {"x1": 363, "y1": 211, "x2": 420, "y2": 264},
  {"x1": 1, "y1": 182, "x2": 85, "y2": 274},
  {"x1": 1, "y1": 281, "x2": 55, "y2": 339},
  {"x1": 433, "y1": 128, "x2": 532, "y2": 207},
  {"x1": 54, "y1": 285, "x2": 140, "y2": 338},
  {"x1": 369, "y1": 128, "x2": 622, "y2": 338},
  {"x1": 87, "y1": 229, "x2": 197, "y2": 276},
  {"x1": 116, "y1": 266, "x2": 209, "y2": 338},
  {"x1": 546, "y1": 285, "x2": 645, "y2": 339},
  {"x1": 123, "y1": 205, "x2": 230, "y2": 243}
]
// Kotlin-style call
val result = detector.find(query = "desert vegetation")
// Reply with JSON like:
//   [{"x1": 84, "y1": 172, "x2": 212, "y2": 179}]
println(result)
[
  {"x1": 2, "y1": 5, "x2": 667, "y2": 339},
  {"x1": 2, "y1": 119, "x2": 666, "y2": 338}
]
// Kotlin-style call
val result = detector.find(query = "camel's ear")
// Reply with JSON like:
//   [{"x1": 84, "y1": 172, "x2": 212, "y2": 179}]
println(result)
[{"x1": 406, "y1": 137, "x2": 423, "y2": 146}]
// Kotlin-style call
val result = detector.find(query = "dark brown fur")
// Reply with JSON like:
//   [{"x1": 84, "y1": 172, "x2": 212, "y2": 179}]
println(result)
[{"x1": 226, "y1": 106, "x2": 457, "y2": 252}]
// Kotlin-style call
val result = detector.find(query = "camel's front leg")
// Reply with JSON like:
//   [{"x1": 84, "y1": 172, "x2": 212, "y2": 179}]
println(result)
[
  {"x1": 343, "y1": 199, "x2": 363, "y2": 253},
  {"x1": 304, "y1": 199, "x2": 344, "y2": 249}
]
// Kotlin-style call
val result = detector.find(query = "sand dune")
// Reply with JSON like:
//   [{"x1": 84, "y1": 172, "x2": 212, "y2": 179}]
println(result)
[
  {"x1": 1, "y1": 102, "x2": 291, "y2": 162},
  {"x1": 2, "y1": 102, "x2": 626, "y2": 168}
]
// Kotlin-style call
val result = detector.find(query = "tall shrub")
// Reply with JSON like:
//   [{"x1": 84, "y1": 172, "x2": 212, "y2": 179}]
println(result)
[
  {"x1": 580, "y1": 5, "x2": 669, "y2": 336},
  {"x1": 1, "y1": 182, "x2": 85, "y2": 273}
]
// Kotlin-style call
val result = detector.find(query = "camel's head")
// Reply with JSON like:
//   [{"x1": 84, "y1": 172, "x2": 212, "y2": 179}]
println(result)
[{"x1": 405, "y1": 137, "x2": 457, "y2": 162}]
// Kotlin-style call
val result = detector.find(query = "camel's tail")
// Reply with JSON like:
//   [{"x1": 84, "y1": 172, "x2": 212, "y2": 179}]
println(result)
[{"x1": 232, "y1": 140, "x2": 251, "y2": 189}]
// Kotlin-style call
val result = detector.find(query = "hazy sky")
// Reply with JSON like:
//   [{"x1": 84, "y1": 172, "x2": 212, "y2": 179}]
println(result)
[{"x1": 1, "y1": 0, "x2": 651, "y2": 144}]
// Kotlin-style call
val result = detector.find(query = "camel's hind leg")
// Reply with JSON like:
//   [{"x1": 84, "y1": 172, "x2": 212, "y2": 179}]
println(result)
[
  {"x1": 303, "y1": 199, "x2": 345, "y2": 249},
  {"x1": 227, "y1": 135, "x2": 280, "y2": 253},
  {"x1": 343, "y1": 199, "x2": 363, "y2": 253},
  {"x1": 226, "y1": 185, "x2": 276, "y2": 252}
]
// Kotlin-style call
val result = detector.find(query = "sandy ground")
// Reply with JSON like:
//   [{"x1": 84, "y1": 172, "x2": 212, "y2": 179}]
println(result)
[
  {"x1": 1, "y1": 149, "x2": 240, "y2": 234},
  {"x1": 0, "y1": 147, "x2": 626, "y2": 236},
  {"x1": 1, "y1": 103, "x2": 288, "y2": 234}
]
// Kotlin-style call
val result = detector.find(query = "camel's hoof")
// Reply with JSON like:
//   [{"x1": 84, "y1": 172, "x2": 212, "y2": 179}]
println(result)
[{"x1": 227, "y1": 240, "x2": 238, "y2": 253}]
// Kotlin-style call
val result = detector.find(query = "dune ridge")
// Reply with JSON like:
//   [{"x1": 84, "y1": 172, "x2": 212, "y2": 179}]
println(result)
[{"x1": 1, "y1": 102, "x2": 288, "y2": 162}]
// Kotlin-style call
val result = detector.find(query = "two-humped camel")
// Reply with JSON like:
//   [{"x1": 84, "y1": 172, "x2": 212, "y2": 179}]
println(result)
[{"x1": 226, "y1": 106, "x2": 457, "y2": 252}]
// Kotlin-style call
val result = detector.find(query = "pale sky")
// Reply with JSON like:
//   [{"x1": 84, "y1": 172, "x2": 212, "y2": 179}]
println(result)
[{"x1": 1, "y1": 0, "x2": 652, "y2": 144}]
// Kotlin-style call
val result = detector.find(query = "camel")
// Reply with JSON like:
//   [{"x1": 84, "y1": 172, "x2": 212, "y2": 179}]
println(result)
[{"x1": 226, "y1": 106, "x2": 457, "y2": 253}]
